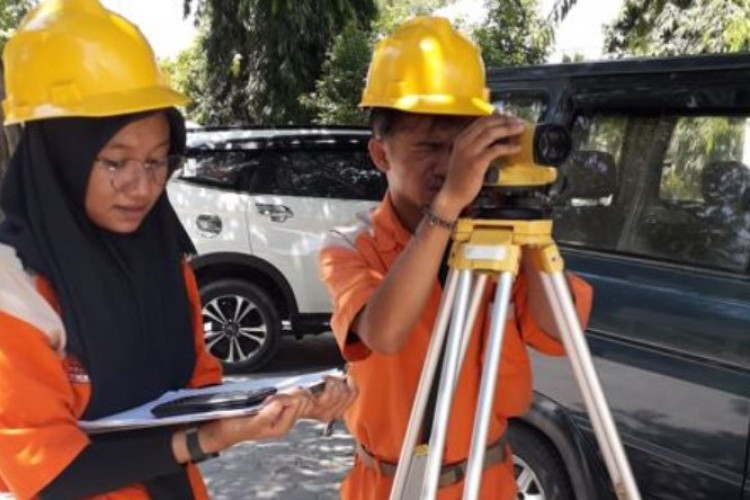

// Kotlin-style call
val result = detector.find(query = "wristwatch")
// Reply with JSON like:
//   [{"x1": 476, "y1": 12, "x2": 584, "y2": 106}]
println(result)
[{"x1": 185, "y1": 427, "x2": 219, "y2": 464}]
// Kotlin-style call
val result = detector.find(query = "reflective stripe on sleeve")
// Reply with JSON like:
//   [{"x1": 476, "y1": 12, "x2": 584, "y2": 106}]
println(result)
[{"x1": 0, "y1": 243, "x2": 66, "y2": 354}]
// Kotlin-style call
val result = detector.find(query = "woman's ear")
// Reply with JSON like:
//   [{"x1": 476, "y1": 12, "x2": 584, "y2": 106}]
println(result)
[{"x1": 368, "y1": 137, "x2": 390, "y2": 174}]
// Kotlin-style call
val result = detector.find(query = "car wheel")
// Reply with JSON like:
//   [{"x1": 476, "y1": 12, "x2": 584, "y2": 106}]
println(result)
[
  {"x1": 199, "y1": 279, "x2": 280, "y2": 372},
  {"x1": 510, "y1": 424, "x2": 574, "y2": 500}
]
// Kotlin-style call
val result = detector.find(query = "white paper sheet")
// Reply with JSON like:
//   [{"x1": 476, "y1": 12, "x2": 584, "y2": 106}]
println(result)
[{"x1": 79, "y1": 368, "x2": 341, "y2": 434}]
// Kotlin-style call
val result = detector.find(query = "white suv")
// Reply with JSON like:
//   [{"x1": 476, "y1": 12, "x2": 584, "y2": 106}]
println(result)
[{"x1": 167, "y1": 127, "x2": 384, "y2": 371}]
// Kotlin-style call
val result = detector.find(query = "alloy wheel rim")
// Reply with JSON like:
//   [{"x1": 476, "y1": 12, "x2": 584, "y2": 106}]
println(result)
[
  {"x1": 513, "y1": 455, "x2": 545, "y2": 500},
  {"x1": 202, "y1": 294, "x2": 268, "y2": 365}
]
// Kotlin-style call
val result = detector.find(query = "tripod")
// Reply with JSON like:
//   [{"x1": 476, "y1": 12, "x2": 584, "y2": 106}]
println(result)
[{"x1": 389, "y1": 216, "x2": 640, "y2": 500}]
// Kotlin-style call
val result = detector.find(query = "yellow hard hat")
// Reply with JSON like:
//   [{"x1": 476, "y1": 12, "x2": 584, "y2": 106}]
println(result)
[
  {"x1": 2, "y1": 0, "x2": 188, "y2": 125},
  {"x1": 359, "y1": 16, "x2": 493, "y2": 116}
]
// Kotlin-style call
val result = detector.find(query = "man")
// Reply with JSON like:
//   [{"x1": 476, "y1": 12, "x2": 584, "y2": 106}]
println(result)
[{"x1": 320, "y1": 17, "x2": 592, "y2": 499}]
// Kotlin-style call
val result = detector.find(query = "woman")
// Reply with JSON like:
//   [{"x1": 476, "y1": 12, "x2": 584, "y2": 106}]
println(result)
[{"x1": 0, "y1": 1, "x2": 355, "y2": 498}]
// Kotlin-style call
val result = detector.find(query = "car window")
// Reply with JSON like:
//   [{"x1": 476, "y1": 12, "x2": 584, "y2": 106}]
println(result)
[
  {"x1": 552, "y1": 114, "x2": 628, "y2": 250},
  {"x1": 555, "y1": 111, "x2": 750, "y2": 273},
  {"x1": 634, "y1": 116, "x2": 750, "y2": 271},
  {"x1": 659, "y1": 117, "x2": 747, "y2": 202},
  {"x1": 254, "y1": 149, "x2": 384, "y2": 201},
  {"x1": 181, "y1": 151, "x2": 257, "y2": 188},
  {"x1": 573, "y1": 115, "x2": 628, "y2": 165},
  {"x1": 491, "y1": 94, "x2": 546, "y2": 123}
]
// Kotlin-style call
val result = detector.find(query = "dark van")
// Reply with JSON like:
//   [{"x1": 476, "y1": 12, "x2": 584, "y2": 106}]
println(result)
[{"x1": 491, "y1": 54, "x2": 750, "y2": 500}]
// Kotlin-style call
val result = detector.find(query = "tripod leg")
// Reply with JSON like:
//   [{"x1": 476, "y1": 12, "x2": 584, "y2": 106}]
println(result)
[
  {"x1": 389, "y1": 269, "x2": 459, "y2": 500},
  {"x1": 421, "y1": 269, "x2": 481, "y2": 499},
  {"x1": 391, "y1": 271, "x2": 490, "y2": 499},
  {"x1": 542, "y1": 268, "x2": 641, "y2": 500},
  {"x1": 535, "y1": 270, "x2": 617, "y2": 475},
  {"x1": 457, "y1": 274, "x2": 490, "y2": 376},
  {"x1": 462, "y1": 271, "x2": 515, "y2": 500}
]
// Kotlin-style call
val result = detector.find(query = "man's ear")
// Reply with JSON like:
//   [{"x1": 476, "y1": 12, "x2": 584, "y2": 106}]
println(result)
[{"x1": 368, "y1": 137, "x2": 390, "y2": 174}]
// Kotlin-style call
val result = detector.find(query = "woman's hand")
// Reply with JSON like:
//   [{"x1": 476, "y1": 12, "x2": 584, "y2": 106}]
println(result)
[
  {"x1": 174, "y1": 379, "x2": 357, "y2": 462},
  {"x1": 183, "y1": 392, "x2": 309, "y2": 458}
]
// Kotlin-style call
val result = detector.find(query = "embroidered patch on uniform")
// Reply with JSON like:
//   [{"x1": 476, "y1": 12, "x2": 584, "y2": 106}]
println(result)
[{"x1": 63, "y1": 357, "x2": 90, "y2": 384}]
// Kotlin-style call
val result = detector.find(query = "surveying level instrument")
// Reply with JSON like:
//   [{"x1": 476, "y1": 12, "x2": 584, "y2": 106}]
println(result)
[{"x1": 389, "y1": 123, "x2": 641, "y2": 500}]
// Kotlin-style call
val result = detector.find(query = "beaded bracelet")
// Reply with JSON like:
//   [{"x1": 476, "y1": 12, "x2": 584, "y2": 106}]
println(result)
[{"x1": 421, "y1": 204, "x2": 457, "y2": 231}]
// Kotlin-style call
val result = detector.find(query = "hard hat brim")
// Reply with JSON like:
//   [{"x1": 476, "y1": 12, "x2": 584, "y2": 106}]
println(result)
[
  {"x1": 359, "y1": 93, "x2": 494, "y2": 117},
  {"x1": 4, "y1": 86, "x2": 189, "y2": 125}
]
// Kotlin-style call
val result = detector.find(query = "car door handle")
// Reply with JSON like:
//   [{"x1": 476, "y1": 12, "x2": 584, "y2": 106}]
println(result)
[
  {"x1": 196, "y1": 214, "x2": 223, "y2": 235},
  {"x1": 255, "y1": 203, "x2": 294, "y2": 223}
]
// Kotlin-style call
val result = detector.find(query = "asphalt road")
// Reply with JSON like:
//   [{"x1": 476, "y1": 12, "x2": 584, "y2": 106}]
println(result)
[{"x1": 200, "y1": 333, "x2": 354, "y2": 499}]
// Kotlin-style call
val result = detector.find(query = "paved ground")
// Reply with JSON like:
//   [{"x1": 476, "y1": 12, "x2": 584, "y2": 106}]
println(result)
[{"x1": 200, "y1": 333, "x2": 355, "y2": 499}]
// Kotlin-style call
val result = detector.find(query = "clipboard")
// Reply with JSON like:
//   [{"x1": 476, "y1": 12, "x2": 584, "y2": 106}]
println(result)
[
  {"x1": 150, "y1": 386, "x2": 280, "y2": 418},
  {"x1": 78, "y1": 368, "x2": 340, "y2": 434}
]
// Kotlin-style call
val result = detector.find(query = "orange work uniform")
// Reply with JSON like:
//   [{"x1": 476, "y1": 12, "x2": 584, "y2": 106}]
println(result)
[
  {"x1": 0, "y1": 245, "x2": 222, "y2": 499},
  {"x1": 320, "y1": 194, "x2": 593, "y2": 500}
]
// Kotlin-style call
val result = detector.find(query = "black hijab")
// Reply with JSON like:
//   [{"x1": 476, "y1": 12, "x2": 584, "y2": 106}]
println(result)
[{"x1": 0, "y1": 109, "x2": 197, "y2": 421}]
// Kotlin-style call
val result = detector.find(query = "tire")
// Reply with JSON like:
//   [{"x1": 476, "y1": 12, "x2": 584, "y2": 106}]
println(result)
[
  {"x1": 199, "y1": 279, "x2": 280, "y2": 373},
  {"x1": 509, "y1": 424, "x2": 575, "y2": 500}
]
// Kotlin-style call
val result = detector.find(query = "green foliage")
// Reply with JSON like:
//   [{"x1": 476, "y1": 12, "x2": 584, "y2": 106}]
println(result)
[
  {"x1": 160, "y1": 34, "x2": 210, "y2": 124},
  {"x1": 574, "y1": 114, "x2": 628, "y2": 165},
  {"x1": 562, "y1": 52, "x2": 586, "y2": 63},
  {"x1": 661, "y1": 117, "x2": 746, "y2": 201},
  {"x1": 473, "y1": 0, "x2": 553, "y2": 68},
  {"x1": 605, "y1": 0, "x2": 750, "y2": 56},
  {"x1": 185, "y1": 0, "x2": 567, "y2": 126},
  {"x1": 546, "y1": 0, "x2": 579, "y2": 24},
  {"x1": 299, "y1": 21, "x2": 371, "y2": 125},
  {"x1": 304, "y1": 0, "x2": 557, "y2": 125},
  {"x1": 185, "y1": 0, "x2": 376, "y2": 125},
  {"x1": 373, "y1": 0, "x2": 450, "y2": 34},
  {"x1": 0, "y1": 0, "x2": 34, "y2": 51},
  {"x1": 301, "y1": 0, "x2": 450, "y2": 125}
]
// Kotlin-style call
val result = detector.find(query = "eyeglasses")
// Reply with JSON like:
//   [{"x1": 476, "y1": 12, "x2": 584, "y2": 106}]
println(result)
[{"x1": 95, "y1": 155, "x2": 185, "y2": 191}]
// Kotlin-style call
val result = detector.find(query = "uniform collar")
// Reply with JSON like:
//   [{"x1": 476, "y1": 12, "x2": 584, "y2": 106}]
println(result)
[{"x1": 371, "y1": 192, "x2": 413, "y2": 253}]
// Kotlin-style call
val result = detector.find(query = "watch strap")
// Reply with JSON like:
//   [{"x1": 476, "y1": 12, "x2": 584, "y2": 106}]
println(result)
[{"x1": 185, "y1": 427, "x2": 219, "y2": 464}]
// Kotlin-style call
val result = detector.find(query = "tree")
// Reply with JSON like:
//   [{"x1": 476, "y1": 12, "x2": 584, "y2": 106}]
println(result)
[
  {"x1": 160, "y1": 33, "x2": 210, "y2": 124},
  {"x1": 184, "y1": 0, "x2": 376, "y2": 125},
  {"x1": 372, "y1": 0, "x2": 451, "y2": 35},
  {"x1": 546, "y1": 0, "x2": 579, "y2": 24},
  {"x1": 301, "y1": 0, "x2": 450, "y2": 125},
  {"x1": 0, "y1": 0, "x2": 32, "y2": 50},
  {"x1": 299, "y1": 21, "x2": 372, "y2": 125},
  {"x1": 562, "y1": 52, "x2": 586, "y2": 63},
  {"x1": 186, "y1": 0, "x2": 573, "y2": 126},
  {"x1": 304, "y1": 0, "x2": 559, "y2": 124},
  {"x1": 604, "y1": 0, "x2": 750, "y2": 57},
  {"x1": 473, "y1": 0, "x2": 554, "y2": 68}
]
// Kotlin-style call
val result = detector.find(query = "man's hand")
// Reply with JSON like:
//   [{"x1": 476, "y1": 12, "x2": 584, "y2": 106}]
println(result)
[
  {"x1": 435, "y1": 114, "x2": 525, "y2": 215},
  {"x1": 298, "y1": 375, "x2": 358, "y2": 422}
]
